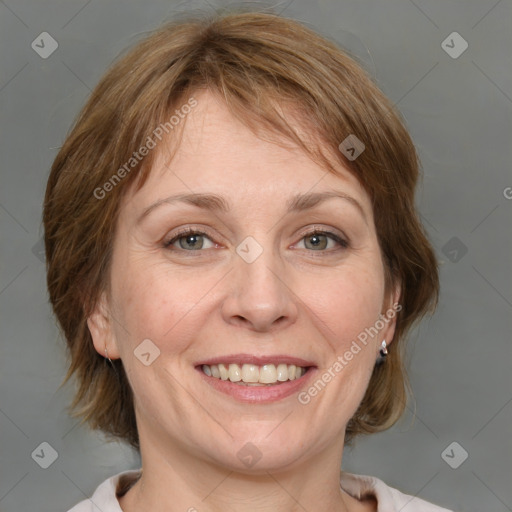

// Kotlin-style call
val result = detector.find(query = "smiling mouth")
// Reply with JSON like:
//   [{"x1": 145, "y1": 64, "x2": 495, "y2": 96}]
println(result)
[{"x1": 201, "y1": 363, "x2": 309, "y2": 386}]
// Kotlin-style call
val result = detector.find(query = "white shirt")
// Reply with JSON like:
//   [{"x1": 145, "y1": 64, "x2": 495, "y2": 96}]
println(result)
[{"x1": 67, "y1": 469, "x2": 454, "y2": 512}]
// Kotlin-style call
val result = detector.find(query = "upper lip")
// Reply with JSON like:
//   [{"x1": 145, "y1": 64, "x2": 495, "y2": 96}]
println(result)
[{"x1": 196, "y1": 354, "x2": 316, "y2": 367}]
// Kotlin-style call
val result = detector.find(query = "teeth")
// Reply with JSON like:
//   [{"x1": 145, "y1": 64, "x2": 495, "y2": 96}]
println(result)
[
  {"x1": 228, "y1": 364, "x2": 242, "y2": 382},
  {"x1": 218, "y1": 363, "x2": 229, "y2": 380},
  {"x1": 201, "y1": 363, "x2": 308, "y2": 384},
  {"x1": 241, "y1": 364, "x2": 259, "y2": 383},
  {"x1": 259, "y1": 364, "x2": 277, "y2": 383},
  {"x1": 276, "y1": 363, "x2": 288, "y2": 381}
]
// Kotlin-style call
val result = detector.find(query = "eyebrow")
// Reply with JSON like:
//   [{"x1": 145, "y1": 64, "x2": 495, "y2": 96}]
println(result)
[{"x1": 137, "y1": 190, "x2": 367, "y2": 224}]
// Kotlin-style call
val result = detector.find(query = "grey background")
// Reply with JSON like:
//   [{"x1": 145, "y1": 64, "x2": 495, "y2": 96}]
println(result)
[{"x1": 0, "y1": 0, "x2": 511, "y2": 511}]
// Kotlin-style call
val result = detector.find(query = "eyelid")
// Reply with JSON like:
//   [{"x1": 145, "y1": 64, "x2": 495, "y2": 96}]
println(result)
[
  {"x1": 163, "y1": 225, "x2": 349, "y2": 252},
  {"x1": 295, "y1": 226, "x2": 349, "y2": 249},
  {"x1": 163, "y1": 226, "x2": 219, "y2": 248}
]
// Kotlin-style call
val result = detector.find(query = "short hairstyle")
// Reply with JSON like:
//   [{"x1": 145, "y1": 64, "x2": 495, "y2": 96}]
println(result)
[{"x1": 44, "y1": 9, "x2": 439, "y2": 451}]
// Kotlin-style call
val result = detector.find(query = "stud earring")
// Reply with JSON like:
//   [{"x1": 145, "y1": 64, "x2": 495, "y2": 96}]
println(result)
[{"x1": 376, "y1": 340, "x2": 388, "y2": 366}]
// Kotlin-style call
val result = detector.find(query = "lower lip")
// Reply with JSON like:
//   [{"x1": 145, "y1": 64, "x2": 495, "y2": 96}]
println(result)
[{"x1": 196, "y1": 367, "x2": 317, "y2": 403}]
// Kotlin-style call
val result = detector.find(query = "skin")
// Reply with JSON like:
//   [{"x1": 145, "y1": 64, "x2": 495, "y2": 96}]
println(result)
[{"x1": 88, "y1": 90, "x2": 399, "y2": 512}]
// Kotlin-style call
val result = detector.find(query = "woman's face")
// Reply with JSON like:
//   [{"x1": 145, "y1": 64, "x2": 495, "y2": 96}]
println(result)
[{"x1": 89, "y1": 90, "x2": 398, "y2": 472}]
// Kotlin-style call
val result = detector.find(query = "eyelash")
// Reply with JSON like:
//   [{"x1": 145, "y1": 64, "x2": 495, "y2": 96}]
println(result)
[{"x1": 163, "y1": 227, "x2": 349, "y2": 253}]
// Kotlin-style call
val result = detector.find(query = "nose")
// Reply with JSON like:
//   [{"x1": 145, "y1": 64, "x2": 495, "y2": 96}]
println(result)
[{"x1": 221, "y1": 245, "x2": 298, "y2": 333}]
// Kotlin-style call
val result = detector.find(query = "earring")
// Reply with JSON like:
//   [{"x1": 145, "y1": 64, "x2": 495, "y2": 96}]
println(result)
[
  {"x1": 104, "y1": 344, "x2": 121, "y2": 383},
  {"x1": 376, "y1": 340, "x2": 388, "y2": 366},
  {"x1": 104, "y1": 345, "x2": 113, "y2": 364}
]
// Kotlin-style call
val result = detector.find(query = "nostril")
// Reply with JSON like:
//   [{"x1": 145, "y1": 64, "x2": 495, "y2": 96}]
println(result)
[{"x1": 234, "y1": 315, "x2": 247, "y2": 324}]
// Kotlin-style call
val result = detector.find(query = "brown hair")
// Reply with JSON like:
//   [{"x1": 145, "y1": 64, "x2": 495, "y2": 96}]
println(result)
[{"x1": 44, "y1": 8, "x2": 439, "y2": 451}]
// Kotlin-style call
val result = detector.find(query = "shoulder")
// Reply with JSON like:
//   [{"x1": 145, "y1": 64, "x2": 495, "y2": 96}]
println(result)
[
  {"x1": 66, "y1": 469, "x2": 141, "y2": 512},
  {"x1": 340, "y1": 471, "x2": 455, "y2": 512}
]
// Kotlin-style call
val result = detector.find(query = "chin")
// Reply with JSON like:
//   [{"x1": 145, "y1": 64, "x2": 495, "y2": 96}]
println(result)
[{"x1": 199, "y1": 431, "x2": 312, "y2": 474}]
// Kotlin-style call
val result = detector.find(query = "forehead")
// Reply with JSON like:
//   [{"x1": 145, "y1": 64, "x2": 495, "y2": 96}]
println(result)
[{"x1": 122, "y1": 90, "x2": 370, "y2": 216}]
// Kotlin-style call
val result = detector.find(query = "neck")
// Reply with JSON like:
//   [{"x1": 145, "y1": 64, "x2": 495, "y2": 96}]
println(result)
[{"x1": 118, "y1": 433, "x2": 360, "y2": 512}]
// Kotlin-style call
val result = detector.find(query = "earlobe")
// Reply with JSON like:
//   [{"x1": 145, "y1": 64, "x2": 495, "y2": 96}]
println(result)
[
  {"x1": 381, "y1": 283, "x2": 401, "y2": 347},
  {"x1": 87, "y1": 292, "x2": 121, "y2": 359}
]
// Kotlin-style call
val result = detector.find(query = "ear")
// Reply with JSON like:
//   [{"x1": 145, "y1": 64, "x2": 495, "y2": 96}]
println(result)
[
  {"x1": 87, "y1": 291, "x2": 121, "y2": 359},
  {"x1": 380, "y1": 281, "x2": 402, "y2": 348}
]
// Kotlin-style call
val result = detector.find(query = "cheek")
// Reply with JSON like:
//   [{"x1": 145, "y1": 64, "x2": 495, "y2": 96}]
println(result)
[
  {"x1": 304, "y1": 262, "x2": 385, "y2": 353},
  {"x1": 110, "y1": 254, "x2": 220, "y2": 354},
  {"x1": 293, "y1": 263, "x2": 385, "y2": 428}
]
